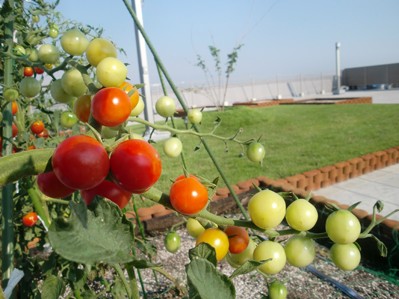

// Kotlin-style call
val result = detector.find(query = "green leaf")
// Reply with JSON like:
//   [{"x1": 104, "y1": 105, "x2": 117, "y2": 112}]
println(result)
[
  {"x1": 48, "y1": 199, "x2": 135, "y2": 264},
  {"x1": 0, "y1": 286, "x2": 5, "y2": 299},
  {"x1": 229, "y1": 260, "x2": 265, "y2": 280},
  {"x1": 186, "y1": 258, "x2": 235, "y2": 299},
  {"x1": 41, "y1": 275, "x2": 65, "y2": 299},
  {"x1": 129, "y1": 259, "x2": 159, "y2": 269},
  {"x1": 347, "y1": 201, "x2": 362, "y2": 211},
  {"x1": 189, "y1": 243, "x2": 217, "y2": 266},
  {"x1": 371, "y1": 235, "x2": 388, "y2": 257}
]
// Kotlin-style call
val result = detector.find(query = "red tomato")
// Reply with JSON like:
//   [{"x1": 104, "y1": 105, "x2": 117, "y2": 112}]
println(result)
[
  {"x1": 52, "y1": 135, "x2": 110, "y2": 190},
  {"x1": 11, "y1": 101, "x2": 18, "y2": 115},
  {"x1": 34, "y1": 67, "x2": 44, "y2": 74},
  {"x1": 169, "y1": 176, "x2": 208, "y2": 215},
  {"x1": 110, "y1": 139, "x2": 161, "y2": 193},
  {"x1": 81, "y1": 180, "x2": 132, "y2": 209},
  {"x1": 30, "y1": 120, "x2": 45, "y2": 135},
  {"x1": 37, "y1": 171, "x2": 75, "y2": 198},
  {"x1": 22, "y1": 212, "x2": 38, "y2": 227},
  {"x1": 12, "y1": 123, "x2": 18, "y2": 137},
  {"x1": 224, "y1": 226, "x2": 250, "y2": 254},
  {"x1": 24, "y1": 66, "x2": 34, "y2": 77},
  {"x1": 37, "y1": 128, "x2": 49, "y2": 138},
  {"x1": 91, "y1": 87, "x2": 132, "y2": 127},
  {"x1": 74, "y1": 94, "x2": 91, "y2": 123}
]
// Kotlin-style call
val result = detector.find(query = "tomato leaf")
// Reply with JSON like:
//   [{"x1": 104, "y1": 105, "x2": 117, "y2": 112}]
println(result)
[
  {"x1": 186, "y1": 258, "x2": 235, "y2": 299},
  {"x1": 48, "y1": 199, "x2": 135, "y2": 264},
  {"x1": 129, "y1": 259, "x2": 159, "y2": 269},
  {"x1": 189, "y1": 243, "x2": 217, "y2": 266},
  {"x1": 229, "y1": 259, "x2": 265, "y2": 280},
  {"x1": 41, "y1": 275, "x2": 65, "y2": 299}
]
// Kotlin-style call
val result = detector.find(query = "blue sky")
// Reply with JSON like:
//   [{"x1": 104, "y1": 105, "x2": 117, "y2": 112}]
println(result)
[{"x1": 56, "y1": 0, "x2": 399, "y2": 86}]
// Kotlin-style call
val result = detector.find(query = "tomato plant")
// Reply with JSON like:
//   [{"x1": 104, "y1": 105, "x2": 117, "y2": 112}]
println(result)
[
  {"x1": 60, "y1": 111, "x2": 78, "y2": 128},
  {"x1": 325, "y1": 209, "x2": 361, "y2": 244},
  {"x1": 34, "y1": 66, "x2": 44, "y2": 74},
  {"x1": 119, "y1": 81, "x2": 139, "y2": 108},
  {"x1": 85, "y1": 37, "x2": 117, "y2": 66},
  {"x1": 155, "y1": 96, "x2": 176, "y2": 117},
  {"x1": 186, "y1": 218, "x2": 205, "y2": 238},
  {"x1": 4, "y1": 88, "x2": 19, "y2": 102},
  {"x1": 226, "y1": 238, "x2": 256, "y2": 268},
  {"x1": 52, "y1": 135, "x2": 110, "y2": 190},
  {"x1": 196, "y1": 228, "x2": 229, "y2": 261},
  {"x1": 284, "y1": 235, "x2": 315, "y2": 267},
  {"x1": 37, "y1": 171, "x2": 75, "y2": 198},
  {"x1": 30, "y1": 120, "x2": 45, "y2": 135},
  {"x1": 268, "y1": 280, "x2": 288, "y2": 299},
  {"x1": 91, "y1": 87, "x2": 132, "y2": 127},
  {"x1": 187, "y1": 108, "x2": 202, "y2": 124},
  {"x1": 163, "y1": 137, "x2": 183, "y2": 158},
  {"x1": 164, "y1": 231, "x2": 181, "y2": 253},
  {"x1": 74, "y1": 94, "x2": 91, "y2": 122},
  {"x1": 253, "y1": 240, "x2": 286, "y2": 275},
  {"x1": 61, "y1": 68, "x2": 88, "y2": 97},
  {"x1": 285, "y1": 198, "x2": 318, "y2": 231},
  {"x1": 38, "y1": 43, "x2": 60, "y2": 64},
  {"x1": 24, "y1": 66, "x2": 34, "y2": 77},
  {"x1": 169, "y1": 175, "x2": 208, "y2": 215},
  {"x1": 50, "y1": 79, "x2": 75, "y2": 104},
  {"x1": 96, "y1": 57, "x2": 127, "y2": 88},
  {"x1": 330, "y1": 243, "x2": 361, "y2": 271},
  {"x1": 110, "y1": 139, "x2": 162, "y2": 193},
  {"x1": 22, "y1": 212, "x2": 38, "y2": 227},
  {"x1": 246, "y1": 142, "x2": 266, "y2": 163},
  {"x1": 130, "y1": 96, "x2": 145, "y2": 116},
  {"x1": 224, "y1": 226, "x2": 249, "y2": 254},
  {"x1": 60, "y1": 28, "x2": 89, "y2": 56},
  {"x1": 19, "y1": 77, "x2": 41, "y2": 98}
]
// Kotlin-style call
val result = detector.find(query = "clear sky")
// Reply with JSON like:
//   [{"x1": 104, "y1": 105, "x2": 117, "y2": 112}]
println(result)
[{"x1": 56, "y1": 0, "x2": 399, "y2": 86}]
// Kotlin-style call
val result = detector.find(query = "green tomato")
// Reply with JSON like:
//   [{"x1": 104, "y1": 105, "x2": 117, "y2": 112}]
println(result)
[
  {"x1": 284, "y1": 235, "x2": 315, "y2": 267},
  {"x1": 61, "y1": 28, "x2": 89, "y2": 56},
  {"x1": 226, "y1": 238, "x2": 256, "y2": 268},
  {"x1": 186, "y1": 218, "x2": 205, "y2": 238},
  {"x1": 247, "y1": 142, "x2": 266, "y2": 163},
  {"x1": 130, "y1": 96, "x2": 145, "y2": 116},
  {"x1": 330, "y1": 243, "x2": 361, "y2": 271},
  {"x1": 163, "y1": 137, "x2": 183, "y2": 158},
  {"x1": 49, "y1": 27, "x2": 59, "y2": 39},
  {"x1": 0, "y1": 112, "x2": 3, "y2": 122},
  {"x1": 96, "y1": 57, "x2": 127, "y2": 87},
  {"x1": 4, "y1": 88, "x2": 19, "y2": 102},
  {"x1": 14, "y1": 45, "x2": 26, "y2": 56},
  {"x1": 155, "y1": 96, "x2": 176, "y2": 118},
  {"x1": 26, "y1": 48, "x2": 39, "y2": 62},
  {"x1": 164, "y1": 231, "x2": 181, "y2": 253},
  {"x1": 61, "y1": 68, "x2": 88, "y2": 97},
  {"x1": 325, "y1": 210, "x2": 361, "y2": 244},
  {"x1": 19, "y1": 77, "x2": 41, "y2": 98},
  {"x1": 50, "y1": 80, "x2": 76, "y2": 104},
  {"x1": 32, "y1": 15, "x2": 40, "y2": 23},
  {"x1": 60, "y1": 111, "x2": 78, "y2": 128},
  {"x1": 253, "y1": 240, "x2": 286, "y2": 275},
  {"x1": 85, "y1": 38, "x2": 117, "y2": 67},
  {"x1": 248, "y1": 189, "x2": 286, "y2": 229},
  {"x1": 268, "y1": 280, "x2": 287, "y2": 299},
  {"x1": 187, "y1": 108, "x2": 202, "y2": 124},
  {"x1": 38, "y1": 44, "x2": 60, "y2": 64},
  {"x1": 285, "y1": 199, "x2": 318, "y2": 231}
]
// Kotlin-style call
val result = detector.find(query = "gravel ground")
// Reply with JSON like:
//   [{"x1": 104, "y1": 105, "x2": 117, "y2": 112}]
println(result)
[{"x1": 137, "y1": 227, "x2": 399, "y2": 299}]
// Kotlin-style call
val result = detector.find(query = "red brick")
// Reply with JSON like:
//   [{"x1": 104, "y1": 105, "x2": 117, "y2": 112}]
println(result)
[
  {"x1": 137, "y1": 207, "x2": 153, "y2": 221},
  {"x1": 216, "y1": 187, "x2": 230, "y2": 197},
  {"x1": 237, "y1": 178, "x2": 260, "y2": 190},
  {"x1": 153, "y1": 209, "x2": 174, "y2": 218},
  {"x1": 385, "y1": 148, "x2": 399, "y2": 165},
  {"x1": 257, "y1": 176, "x2": 276, "y2": 188},
  {"x1": 319, "y1": 166, "x2": 338, "y2": 187},
  {"x1": 286, "y1": 174, "x2": 306, "y2": 190},
  {"x1": 303, "y1": 170, "x2": 320, "y2": 191}
]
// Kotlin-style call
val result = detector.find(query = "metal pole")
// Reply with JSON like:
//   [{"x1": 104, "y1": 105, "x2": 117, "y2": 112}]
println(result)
[
  {"x1": 131, "y1": 0, "x2": 154, "y2": 125},
  {"x1": 335, "y1": 42, "x2": 341, "y2": 94}
]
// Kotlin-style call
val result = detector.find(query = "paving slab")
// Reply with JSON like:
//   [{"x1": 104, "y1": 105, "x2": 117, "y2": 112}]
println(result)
[{"x1": 314, "y1": 164, "x2": 399, "y2": 221}]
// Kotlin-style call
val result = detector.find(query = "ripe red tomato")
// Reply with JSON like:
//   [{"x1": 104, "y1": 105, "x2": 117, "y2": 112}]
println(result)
[
  {"x1": 110, "y1": 139, "x2": 162, "y2": 193},
  {"x1": 22, "y1": 212, "x2": 38, "y2": 227},
  {"x1": 24, "y1": 66, "x2": 34, "y2": 77},
  {"x1": 37, "y1": 128, "x2": 49, "y2": 138},
  {"x1": 34, "y1": 67, "x2": 44, "y2": 75},
  {"x1": 30, "y1": 120, "x2": 45, "y2": 135},
  {"x1": 37, "y1": 171, "x2": 75, "y2": 198},
  {"x1": 81, "y1": 180, "x2": 132, "y2": 209},
  {"x1": 12, "y1": 123, "x2": 18, "y2": 137},
  {"x1": 91, "y1": 87, "x2": 132, "y2": 127},
  {"x1": 169, "y1": 176, "x2": 208, "y2": 215},
  {"x1": 11, "y1": 101, "x2": 18, "y2": 115},
  {"x1": 224, "y1": 226, "x2": 250, "y2": 254},
  {"x1": 52, "y1": 135, "x2": 110, "y2": 190}
]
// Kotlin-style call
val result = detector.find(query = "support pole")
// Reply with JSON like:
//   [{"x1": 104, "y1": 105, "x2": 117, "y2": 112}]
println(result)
[{"x1": 334, "y1": 42, "x2": 341, "y2": 94}]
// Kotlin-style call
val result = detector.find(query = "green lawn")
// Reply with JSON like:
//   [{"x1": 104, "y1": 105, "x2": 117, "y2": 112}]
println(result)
[{"x1": 140, "y1": 104, "x2": 399, "y2": 206}]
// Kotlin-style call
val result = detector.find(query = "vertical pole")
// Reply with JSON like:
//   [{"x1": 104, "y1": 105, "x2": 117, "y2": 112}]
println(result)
[
  {"x1": 1, "y1": 0, "x2": 15, "y2": 289},
  {"x1": 334, "y1": 42, "x2": 341, "y2": 94},
  {"x1": 131, "y1": 0, "x2": 154, "y2": 125}
]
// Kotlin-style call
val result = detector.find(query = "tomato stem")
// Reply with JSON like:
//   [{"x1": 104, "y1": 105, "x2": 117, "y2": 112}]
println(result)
[{"x1": 114, "y1": 263, "x2": 133, "y2": 298}]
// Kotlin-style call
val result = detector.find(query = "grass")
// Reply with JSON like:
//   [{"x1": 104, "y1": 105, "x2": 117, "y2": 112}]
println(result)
[{"x1": 138, "y1": 104, "x2": 399, "y2": 207}]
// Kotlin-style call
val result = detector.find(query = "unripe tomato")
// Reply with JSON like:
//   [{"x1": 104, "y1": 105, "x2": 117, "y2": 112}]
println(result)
[
  {"x1": 11, "y1": 101, "x2": 18, "y2": 115},
  {"x1": 27, "y1": 48, "x2": 39, "y2": 62},
  {"x1": 164, "y1": 231, "x2": 181, "y2": 253},
  {"x1": 119, "y1": 81, "x2": 139, "y2": 108},
  {"x1": 4, "y1": 88, "x2": 19, "y2": 102},
  {"x1": 81, "y1": 180, "x2": 132, "y2": 209},
  {"x1": 85, "y1": 38, "x2": 117, "y2": 66},
  {"x1": 226, "y1": 238, "x2": 257, "y2": 268},
  {"x1": 130, "y1": 96, "x2": 145, "y2": 117},
  {"x1": 31, "y1": 15, "x2": 40, "y2": 23},
  {"x1": 246, "y1": 142, "x2": 266, "y2": 163},
  {"x1": 169, "y1": 176, "x2": 208, "y2": 215},
  {"x1": 224, "y1": 226, "x2": 250, "y2": 254},
  {"x1": 14, "y1": 45, "x2": 26, "y2": 56},
  {"x1": 248, "y1": 189, "x2": 286, "y2": 229},
  {"x1": 48, "y1": 27, "x2": 59, "y2": 39},
  {"x1": 22, "y1": 212, "x2": 38, "y2": 227},
  {"x1": 61, "y1": 28, "x2": 89, "y2": 56},
  {"x1": 253, "y1": 240, "x2": 286, "y2": 275},
  {"x1": 91, "y1": 87, "x2": 132, "y2": 127},
  {"x1": 24, "y1": 67, "x2": 34, "y2": 77},
  {"x1": 284, "y1": 235, "x2": 315, "y2": 267},
  {"x1": 30, "y1": 120, "x2": 45, "y2": 135},
  {"x1": 96, "y1": 57, "x2": 127, "y2": 88},
  {"x1": 285, "y1": 199, "x2": 318, "y2": 231},
  {"x1": 110, "y1": 139, "x2": 162, "y2": 193},
  {"x1": 60, "y1": 111, "x2": 78, "y2": 128},
  {"x1": 73, "y1": 94, "x2": 91, "y2": 122},
  {"x1": 155, "y1": 96, "x2": 176, "y2": 118},
  {"x1": 163, "y1": 137, "x2": 183, "y2": 158},
  {"x1": 186, "y1": 218, "x2": 205, "y2": 238},
  {"x1": 196, "y1": 228, "x2": 229, "y2": 261},
  {"x1": 50, "y1": 80, "x2": 76, "y2": 104},
  {"x1": 187, "y1": 108, "x2": 202, "y2": 124},
  {"x1": 52, "y1": 135, "x2": 110, "y2": 190},
  {"x1": 330, "y1": 243, "x2": 361, "y2": 271},
  {"x1": 19, "y1": 77, "x2": 41, "y2": 98},
  {"x1": 268, "y1": 280, "x2": 288, "y2": 299},
  {"x1": 325, "y1": 210, "x2": 361, "y2": 244},
  {"x1": 61, "y1": 68, "x2": 88, "y2": 97},
  {"x1": 37, "y1": 171, "x2": 75, "y2": 198},
  {"x1": 38, "y1": 44, "x2": 60, "y2": 64}
]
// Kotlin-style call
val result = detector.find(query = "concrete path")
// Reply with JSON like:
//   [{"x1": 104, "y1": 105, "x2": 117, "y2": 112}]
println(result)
[{"x1": 314, "y1": 163, "x2": 399, "y2": 221}]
